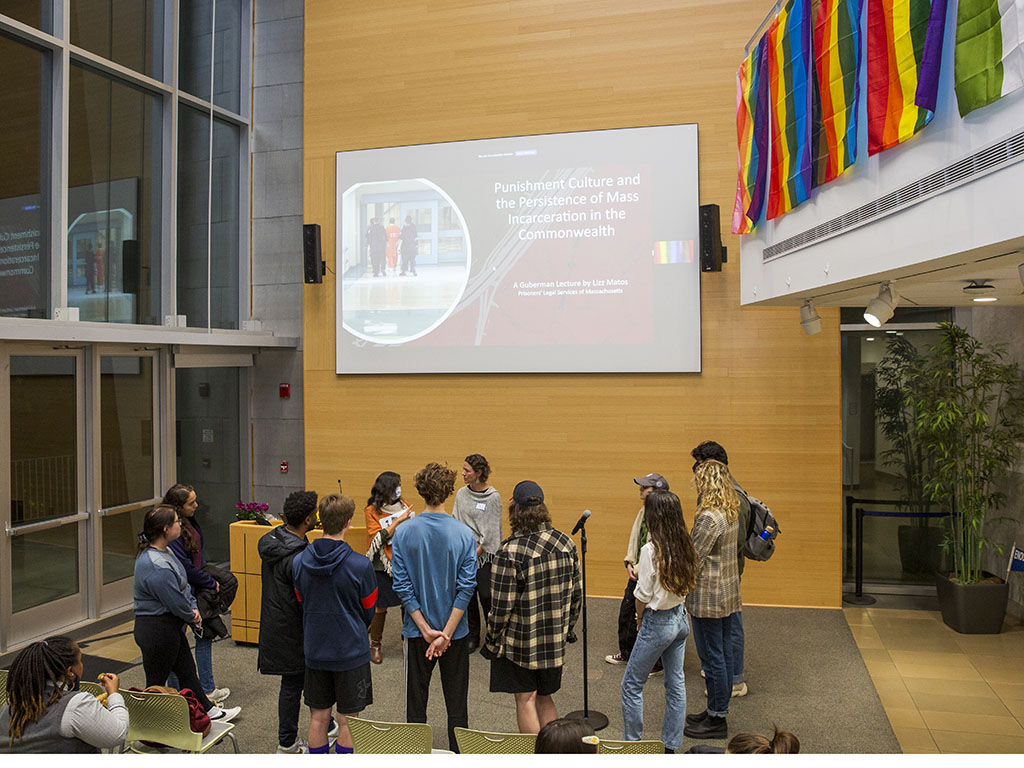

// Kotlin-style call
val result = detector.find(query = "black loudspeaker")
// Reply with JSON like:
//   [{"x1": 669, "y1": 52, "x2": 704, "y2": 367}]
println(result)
[
  {"x1": 699, "y1": 204, "x2": 723, "y2": 272},
  {"x1": 303, "y1": 223, "x2": 324, "y2": 284}
]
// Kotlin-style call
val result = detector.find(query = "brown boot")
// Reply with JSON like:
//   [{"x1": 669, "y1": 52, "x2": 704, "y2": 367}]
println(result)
[{"x1": 369, "y1": 610, "x2": 386, "y2": 664}]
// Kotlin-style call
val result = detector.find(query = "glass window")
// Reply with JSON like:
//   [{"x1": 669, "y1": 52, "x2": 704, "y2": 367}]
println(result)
[
  {"x1": 100, "y1": 356, "x2": 154, "y2": 507},
  {"x1": 0, "y1": 33, "x2": 50, "y2": 318},
  {"x1": 13, "y1": 525, "x2": 79, "y2": 611},
  {"x1": 0, "y1": 0, "x2": 54, "y2": 33},
  {"x1": 213, "y1": 0, "x2": 242, "y2": 113},
  {"x1": 102, "y1": 506, "x2": 146, "y2": 584},
  {"x1": 179, "y1": 0, "x2": 212, "y2": 102},
  {"x1": 211, "y1": 118, "x2": 239, "y2": 328},
  {"x1": 68, "y1": 63, "x2": 162, "y2": 324},
  {"x1": 10, "y1": 356, "x2": 77, "y2": 525},
  {"x1": 176, "y1": 104, "x2": 210, "y2": 327},
  {"x1": 69, "y1": 0, "x2": 164, "y2": 80}
]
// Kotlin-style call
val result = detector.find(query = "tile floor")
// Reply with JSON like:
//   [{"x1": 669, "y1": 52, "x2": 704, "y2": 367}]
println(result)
[{"x1": 845, "y1": 605, "x2": 1024, "y2": 753}]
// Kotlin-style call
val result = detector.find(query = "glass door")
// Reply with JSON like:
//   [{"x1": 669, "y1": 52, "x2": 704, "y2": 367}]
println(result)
[{"x1": 1, "y1": 348, "x2": 88, "y2": 646}]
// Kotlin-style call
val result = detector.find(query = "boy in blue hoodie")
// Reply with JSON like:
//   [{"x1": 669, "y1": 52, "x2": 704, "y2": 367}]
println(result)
[{"x1": 293, "y1": 494, "x2": 378, "y2": 754}]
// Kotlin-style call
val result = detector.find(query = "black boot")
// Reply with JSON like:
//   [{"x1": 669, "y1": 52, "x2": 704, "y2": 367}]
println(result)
[
  {"x1": 684, "y1": 714, "x2": 727, "y2": 740},
  {"x1": 685, "y1": 710, "x2": 708, "y2": 727}
]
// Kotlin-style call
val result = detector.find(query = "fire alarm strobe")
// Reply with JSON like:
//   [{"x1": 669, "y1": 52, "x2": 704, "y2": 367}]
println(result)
[
  {"x1": 280, "y1": 461, "x2": 289, "y2": 473},
  {"x1": 279, "y1": 383, "x2": 290, "y2": 398}
]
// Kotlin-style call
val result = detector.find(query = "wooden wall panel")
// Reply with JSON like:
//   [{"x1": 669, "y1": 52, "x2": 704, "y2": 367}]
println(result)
[{"x1": 303, "y1": 0, "x2": 842, "y2": 607}]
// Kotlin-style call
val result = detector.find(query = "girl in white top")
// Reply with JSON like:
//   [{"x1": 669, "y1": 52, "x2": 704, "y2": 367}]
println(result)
[{"x1": 620, "y1": 489, "x2": 699, "y2": 753}]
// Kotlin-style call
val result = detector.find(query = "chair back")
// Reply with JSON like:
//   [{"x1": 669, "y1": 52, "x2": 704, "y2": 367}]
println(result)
[
  {"x1": 599, "y1": 738, "x2": 666, "y2": 754},
  {"x1": 454, "y1": 727, "x2": 537, "y2": 754},
  {"x1": 347, "y1": 716, "x2": 433, "y2": 753},
  {"x1": 79, "y1": 680, "x2": 106, "y2": 697},
  {"x1": 0, "y1": 669, "x2": 7, "y2": 707},
  {"x1": 122, "y1": 689, "x2": 202, "y2": 752}
]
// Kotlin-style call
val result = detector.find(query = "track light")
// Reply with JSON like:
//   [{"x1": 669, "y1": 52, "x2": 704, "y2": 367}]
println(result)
[
  {"x1": 800, "y1": 299, "x2": 822, "y2": 335},
  {"x1": 864, "y1": 283, "x2": 898, "y2": 327}
]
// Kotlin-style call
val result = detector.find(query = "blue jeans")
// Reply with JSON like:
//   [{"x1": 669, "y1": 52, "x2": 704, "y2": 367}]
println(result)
[
  {"x1": 621, "y1": 604, "x2": 689, "y2": 751},
  {"x1": 731, "y1": 611, "x2": 744, "y2": 684},
  {"x1": 691, "y1": 613, "x2": 737, "y2": 718},
  {"x1": 168, "y1": 635, "x2": 215, "y2": 693}
]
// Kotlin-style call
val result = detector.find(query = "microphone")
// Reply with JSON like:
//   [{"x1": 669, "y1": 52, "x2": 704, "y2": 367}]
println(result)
[{"x1": 571, "y1": 509, "x2": 592, "y2": 535}]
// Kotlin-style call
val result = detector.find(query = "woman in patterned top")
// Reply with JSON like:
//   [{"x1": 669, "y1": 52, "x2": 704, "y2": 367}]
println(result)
[
  {"x1": 683, "y1": 460, "x2": 741, "y2": 741},
  {"x1": 364, "y1": 471, "x2": 413, "y2": 664},
  {"x1": 620, "y1": 489, "x2": 698, "y2": 753}
]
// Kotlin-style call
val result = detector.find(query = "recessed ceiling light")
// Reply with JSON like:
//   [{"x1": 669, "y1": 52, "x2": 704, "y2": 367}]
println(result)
[
  {"x1": 865, "y1": 337, "x2": 875, "y2": 341},
  {"x1": 963, "y1": 280, "x2": 996, "y2": 300},
  {"x1": 885, "y1": 330, "x2": 897, "y2": 334},
  {"x1": 973, "y1": 296, "x2": 998, "y2": 302}
]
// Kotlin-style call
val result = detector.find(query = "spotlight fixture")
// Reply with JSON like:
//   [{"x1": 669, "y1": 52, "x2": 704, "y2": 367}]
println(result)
[
  {"x1": 864, "y1": 282, "x2": 898, "y2": 327},
  {"x1": 963, "y1": 280, "x2": 997, "y2": 302},
  {"x1": 800, "y1": 299, "x2": 822, "y2": 335}
]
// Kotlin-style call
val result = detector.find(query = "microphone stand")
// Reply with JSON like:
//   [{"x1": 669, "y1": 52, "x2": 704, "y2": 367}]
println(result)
[{"x1": 566, "y1": 512, "x2": 609, "y2": 731}]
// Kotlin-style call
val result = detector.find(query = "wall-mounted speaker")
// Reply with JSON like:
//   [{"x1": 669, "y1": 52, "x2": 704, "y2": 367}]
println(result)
[
  {"x1": 699, "y1": 204, "x2": 723, "y2": 272},
  {"x1": 303, "y1": 223, "x2": 324, "y2": 284}
]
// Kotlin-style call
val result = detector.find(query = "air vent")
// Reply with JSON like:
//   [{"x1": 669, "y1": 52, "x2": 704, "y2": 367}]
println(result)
[{"x1": 763, "y1": 128, "x2": 1024, "y2": 262}]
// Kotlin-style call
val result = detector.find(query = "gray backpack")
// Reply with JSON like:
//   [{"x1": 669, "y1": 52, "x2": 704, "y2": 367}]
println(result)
[{"x1": 742, "y1": 494, "x2": 780, "y2": 561}]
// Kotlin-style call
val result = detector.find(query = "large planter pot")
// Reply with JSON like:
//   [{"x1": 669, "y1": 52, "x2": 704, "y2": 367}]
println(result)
[
  {"x1": 934, "y1": 571, "x2": 1009, "y2": 634},
  {"x1": 897, "y1": 525, "x2": 944, "y2": 575}
]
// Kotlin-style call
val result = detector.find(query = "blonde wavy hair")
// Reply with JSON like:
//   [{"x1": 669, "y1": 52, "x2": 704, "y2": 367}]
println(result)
[{"x1": 694, "y1": 459, "x2": 739, "y2": 523}]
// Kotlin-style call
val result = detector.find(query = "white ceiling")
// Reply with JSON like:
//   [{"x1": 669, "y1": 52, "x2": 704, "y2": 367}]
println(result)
[{"x1": 768, "y1": 235, "x2": 1024, "y2": 309}]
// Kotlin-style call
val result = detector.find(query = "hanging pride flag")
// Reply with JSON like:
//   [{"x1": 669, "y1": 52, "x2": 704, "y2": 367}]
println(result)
[
  {"x1": 812, "y1": 0, "x2": 864, "y2": 185},
  {"x1": 866, "y1": 0, "x2": 947, "y2": 155},
  {"x1": 733, "y1": 35, "x2": 771, "y2": 234},
  {"x1": 767, "y1": 0, "x2": 814, "y2": 220},
  {"x1": 955, "y1": 0, "x2": 1024, "y2": 117}
]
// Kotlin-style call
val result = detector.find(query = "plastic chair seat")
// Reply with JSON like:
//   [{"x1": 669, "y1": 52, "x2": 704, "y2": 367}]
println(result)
[
  {"x1": 122, "y1": 689, "x2": 238, "y2": 754},
  {"x1": 347, "y1": 716, "x2": 434, "y2": 753},
  {"x1": 599, "y1": 738, "x2": 666, "y2": 754}
]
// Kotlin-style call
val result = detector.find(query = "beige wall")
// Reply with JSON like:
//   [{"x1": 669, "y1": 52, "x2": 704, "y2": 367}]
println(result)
[{"x1": 303, "y1": 0, "x2": 842, "y2": 607}]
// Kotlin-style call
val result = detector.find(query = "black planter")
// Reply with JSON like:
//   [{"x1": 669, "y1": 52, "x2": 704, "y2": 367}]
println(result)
[
  {"x1": 897, "y1": 525, "x2": 944, "y2": 575},
  {"x1": 934, "y1": 571, "x2": 1009, "y2": 634}
]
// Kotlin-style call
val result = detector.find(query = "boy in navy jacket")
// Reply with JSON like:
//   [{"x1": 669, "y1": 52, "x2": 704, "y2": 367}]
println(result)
[{"x1": 293, "y1": 494, "x2": 377, "y2": 753}]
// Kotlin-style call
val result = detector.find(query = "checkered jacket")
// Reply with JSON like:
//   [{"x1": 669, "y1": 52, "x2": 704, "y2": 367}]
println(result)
[
  {"x1": 484, "y1": 523, "x2": 582, "y2": 670},
  {"x1": 685, "y1": 507, "x2": 741, "y2": 619}
]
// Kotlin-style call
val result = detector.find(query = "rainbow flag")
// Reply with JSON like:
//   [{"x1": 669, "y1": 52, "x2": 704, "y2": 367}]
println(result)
[
  {"x1": 866, "y1": 0, "x2": 947, "y2": 155},
  {"x1": 653, "y1": 240, "x2": 693, "y2": 264},
  {"x1": 733, "y1": 35, "x2": 771, "y2": 234},
  {"x1": 812, "y1": 0, "x2": 863, "y2": 185},
  {"x1": 767, "y1": 0, "x2": 814, "y2": 220}
]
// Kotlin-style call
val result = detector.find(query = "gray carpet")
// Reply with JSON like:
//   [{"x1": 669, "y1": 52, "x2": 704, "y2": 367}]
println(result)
[{"x1": 109, "y1": 599, "x2": 899, "y2": 754}]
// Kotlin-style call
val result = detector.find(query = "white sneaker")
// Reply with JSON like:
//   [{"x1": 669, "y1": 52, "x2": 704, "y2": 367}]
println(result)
[
  {"x1": 278, "y1": 737, "x2": 308, "y2": 754},
  {"x1": 208, "y1": 705, "x2": 241, "y2": 723},
  {"x1": 731, "y1": 681, "x2": 749, "y2": 697},
  {"x1": 206, "y1": 687, "x2": 231, "y2": 703}
]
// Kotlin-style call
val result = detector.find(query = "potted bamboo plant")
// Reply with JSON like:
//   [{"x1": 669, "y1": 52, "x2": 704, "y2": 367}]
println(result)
[
  {"x1": 873, "y1": 336, "x2": 942, "y2": 575},
  {"x1": 912, "y1": 323, "x2": 1024, "y2": 633}
]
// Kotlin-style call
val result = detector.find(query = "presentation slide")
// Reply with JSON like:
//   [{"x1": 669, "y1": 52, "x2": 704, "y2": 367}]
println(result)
[{"x1": 335, "y1": 124, "x2": 701, "y2": 374}]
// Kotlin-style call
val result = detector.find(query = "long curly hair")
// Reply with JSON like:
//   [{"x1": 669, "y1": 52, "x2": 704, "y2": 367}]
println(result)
[
  {"x1": 367, "y1": 471, "x2": 401, "y2": 510},
  {"x1": 693, "y1": 460, "x2": 739, "y2": 523},
  {"x1": 5, "y1": 635, "x2": 78, "y2": 741},
  {"x1": 644, "y1": 490, "x2": 698, "y2": 596},
  {"x1": 413, "y1": 463, "x2": 456, "y2": 507},
  {"x1": 163, "y1": 483, "x2": 197, "y2": 552}
]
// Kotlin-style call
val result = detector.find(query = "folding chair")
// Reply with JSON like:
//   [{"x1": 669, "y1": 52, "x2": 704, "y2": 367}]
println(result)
[
  {"x1": 598, "y1": 738, "x2": 667, "y2": 754},
  {"x1": 454, "y1": 727, "x2": 537, "y2": 753},
  {"x1": 121, "y1": 689, "x2": 238, "y2": 754},
  {"x1": 79, "y1": 680, "x2": 106, "y2": 697},
  {"x1": 347, "y1": 716, "x2": 451, "y2": 754}
]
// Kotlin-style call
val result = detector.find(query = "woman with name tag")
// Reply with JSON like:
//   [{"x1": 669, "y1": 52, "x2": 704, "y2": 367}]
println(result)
[{"x1": 364, "y1": 471, "x2": 414, "y2": 664}]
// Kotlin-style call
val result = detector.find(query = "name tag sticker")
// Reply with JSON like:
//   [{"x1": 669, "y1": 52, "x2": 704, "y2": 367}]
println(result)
[{"x1": 475, "y1": 502, "x2": 487, "y2": 511}]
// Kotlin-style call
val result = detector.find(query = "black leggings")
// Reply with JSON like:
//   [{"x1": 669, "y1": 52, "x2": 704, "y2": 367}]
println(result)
[{"x1": 134, "y1": 613, "x2": 214, "y2": 711}]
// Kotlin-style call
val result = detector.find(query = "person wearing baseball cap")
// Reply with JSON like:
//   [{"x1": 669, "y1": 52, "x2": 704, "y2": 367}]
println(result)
[
  {"x1": 482, "y1": 480, "x2": 581, "y2": 734},
  {"x1": 604, "y1": 472, "x2": 669, "y2": 677}
]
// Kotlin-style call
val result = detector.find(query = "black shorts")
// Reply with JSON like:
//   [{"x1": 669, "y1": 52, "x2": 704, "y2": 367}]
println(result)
[
  {"x1": 304, "y1": 663, "x2": 373, "y2": 713},
  {"x1": 489, "y1": 656, "x2": 562, "y2": 696}
]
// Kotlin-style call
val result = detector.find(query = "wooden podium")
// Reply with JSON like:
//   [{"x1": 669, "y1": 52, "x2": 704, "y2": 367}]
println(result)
[{"x1": 228, "y1": 520, "x2": 368, "y2": 643}]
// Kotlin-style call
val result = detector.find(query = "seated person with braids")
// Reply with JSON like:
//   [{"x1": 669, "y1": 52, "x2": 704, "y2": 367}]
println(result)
[{"x1": 1, "y1": 635, "x2": 127, "y2": 753}]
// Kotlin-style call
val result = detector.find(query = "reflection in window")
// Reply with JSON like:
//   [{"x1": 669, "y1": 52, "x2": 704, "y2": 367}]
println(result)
[
  {"x1": 70, "y1": 0, "x2": 164, "y2": 80},
  {"x1": 177, "y1": 104, "x2": 211, "y2": 327},
  {"x1": 10, "y1": 356, "x2": 77, "y2": 525},
  {"x1": 68, "y1": 64, "x2": 162, "y2": 324},
  {"x1": 102, "y1": 507, "x2": 147, "y2": 584},
  {"x1": 13, "y1": 525, "x2": 79, "y2": 612},
  {"x1": 0, "y1": 0, "x2": 53, "y2": 32},
  {"x1": 179, "y1": 0, "x2": 241, "y2": 112},
  {"x1": 101, "y1": 356, "x2": 154, "y2": 508},
  {"x1": 0, "y1": 33, "x2": 50, "y2": 318},
  {"x1": 211, "y1": 119, "x2": 239, "y2": 328}
]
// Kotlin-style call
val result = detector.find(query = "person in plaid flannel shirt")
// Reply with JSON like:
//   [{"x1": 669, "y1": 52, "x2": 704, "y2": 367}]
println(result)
[{"x1": 482, "y1": 480, "x2": 582, "y2": 734}]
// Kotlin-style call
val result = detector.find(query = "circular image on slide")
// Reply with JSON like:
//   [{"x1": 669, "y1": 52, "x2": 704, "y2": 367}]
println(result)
[{"x1": 338, "y1": 179, "x2": 471, "y2": 345}]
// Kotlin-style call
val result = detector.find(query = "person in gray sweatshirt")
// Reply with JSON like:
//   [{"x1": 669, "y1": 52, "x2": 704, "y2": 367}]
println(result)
[{"x1": 451, "y1": 453, "x2": 503, "y2": 652}]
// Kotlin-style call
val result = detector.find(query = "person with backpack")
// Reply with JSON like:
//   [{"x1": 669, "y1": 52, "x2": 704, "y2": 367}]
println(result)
[{"x1": 691, "y1": 441, "x2": 750, "y2": 698}]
